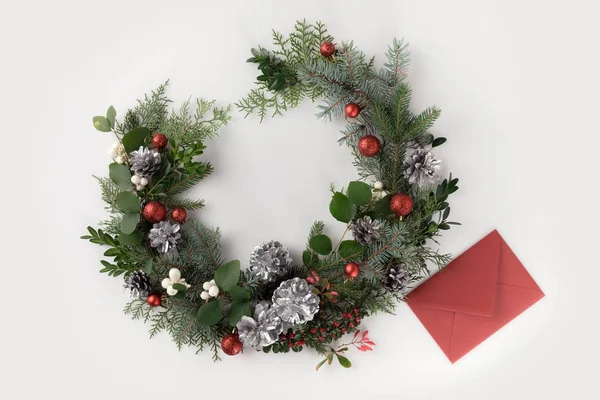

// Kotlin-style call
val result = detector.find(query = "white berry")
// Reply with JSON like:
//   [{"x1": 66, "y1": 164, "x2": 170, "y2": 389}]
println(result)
[
  {"x1": 169, "y1": 268, "x2": 181, "y2": 282},
  {"x1": 140, "y1": 177, "x2": 149, "y2": 186},
  {"x1": 115, "y1": 156, "x2": 124, "y2": 164},
  {"x1": 208, "y1": 286, "x2": 219, "y2": 297},
  {"x1": 161, "y1": 278, "x2": 172, "y2": 289},
  {"x1": 131, "y1": 175, "x2": 141, "y2": 185},
  {"x1": 210, "y1": 279, "x2": 216, "y2": 285},
  {"x1": 200, "y1": 291, "x2": 210, "y2": 300},
  {"x1": 166, "y1": 286, "x2": 178, "y2": 296},
  {"x1": 203, "y1": 282, "x2": 212, "y2": 290},
  {"x1": 135, "y1": 184, "x2": 145, "y2": 191},
  {"x1": 374, "y1": 181, "x2": 383, "y2": 190}
]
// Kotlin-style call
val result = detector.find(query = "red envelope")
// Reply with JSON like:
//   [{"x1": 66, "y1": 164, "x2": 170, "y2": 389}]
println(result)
[{"x1": 407, "y1": 229, "x2": 544, "y2": 363}]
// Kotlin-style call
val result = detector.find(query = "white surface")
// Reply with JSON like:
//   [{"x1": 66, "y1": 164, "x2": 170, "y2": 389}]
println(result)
[{"x1": 1, "y1": 0, "x2": 599, "y2": 398}]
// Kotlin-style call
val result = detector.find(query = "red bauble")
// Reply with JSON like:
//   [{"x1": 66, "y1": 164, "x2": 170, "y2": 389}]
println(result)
[
  {"x1": 143, "y1": 201, "x2": 167, "y2": 223},
  {"x1": 390, "y1": 193, "x2": 413, "y2": 217},
  {"x1": 146, "y1": 293, "x2": 162, "y2": 307},
  {"x1": 344, "y1": 262, "x2": 360, "y2": 279},
  {"x1": 151, "y1": 133, "x2": 168, "y2": 150},
  {"x1": 358, "y1": 135, "x2": 381, "y2": 157},
  {"x1": 320, "y1": 41, "x2": 336, "y2": 57},
  {"x1": 221, "y1": 333, "x2": 243, "y2": 356},
  {"x1": 345, "y1": 103, "x2": 361, "y2": 118},
  {"x1": 171, "y1": 207, "x2": 187, "y2": 224}
]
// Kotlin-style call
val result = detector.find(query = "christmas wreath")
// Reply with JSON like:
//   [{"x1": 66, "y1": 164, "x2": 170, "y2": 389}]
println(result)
[{"x1": 83, "y1": 20, "x2": 460, "y2": 370}]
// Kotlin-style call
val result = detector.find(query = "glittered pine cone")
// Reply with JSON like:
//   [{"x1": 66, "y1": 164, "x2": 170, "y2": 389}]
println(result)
[
  {"x1": 271, "y1": 277, "x2": 319, "y2": 324},
  {"x1": 351, "y1": 216, "x2": 382, "y2": 246},
  {"x1": 383, "y1": 261, "x2": 409, "y2": 293},
  {"x1": 129, "y1": 146, "x2": 162, "y2": 177},
  {"x1": 236, "y1": 301, "x2": 283, "y2": 350},
  {"x1": 148, "y1": 220, "x2": 181, "y2": 253},
  {"x1": 123, "y1": 270, "x2": 152, "y2": 298},
  {"x1": 403, "y1": 141, "x2": 440, "y2": 186},
  {"x1": 249, "y1": 240, "x2": 293, "y2": 282}
]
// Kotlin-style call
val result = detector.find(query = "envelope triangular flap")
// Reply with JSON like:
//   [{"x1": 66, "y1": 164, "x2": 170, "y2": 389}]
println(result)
[
  {"x1": 407, "y1": 230, "x2": 501, "y2": 316},
  {"x1": 497, "y1": 237, "x2": 544, "y2": 294}
]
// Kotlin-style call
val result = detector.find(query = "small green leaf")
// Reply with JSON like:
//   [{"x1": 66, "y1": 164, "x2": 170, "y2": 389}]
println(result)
[
  {"x1": 121, "y1": 127, "x2": 151, "y2": 153},
  {"x1": 316, "y1": 358, "x2": 328, "y2": 371},
  {"x1": 338, "y1": 240, "x2": 365, "y2": 259},
  {"x1": 109, "y1": 163, "x2": 132, "y2": 190},
  {"x1": 302, "y1": 250, "x2": 314, "y2": 267},
  {"x1": 144, "y1": 258, "x2": 153, "y2": 274},
  {"x1": 118, "y1": 231, "x2": 142, "y2": 245},
  {"x1": 329, "y1": 192, "x2": 356, "y2": 223},
  {"x1": 432, "y1": 137, "x2": 447, "y2": 147},
  {"x1": 106, "y1": 106, "x2": 116, "y2": 128},
  {"x1": 228, "y1": 301, "x2": 251, "y2": 326},
  {"x1": 347, "y1": 181, "x2": 372, "y2": 206},
  {"x1": 115, "y1": 192, "x2": 140, "y2": 213},
  {"x1": 120, "y1": 213, "x2": 139, "y2": 234},
  {"x1": 442, "y1": 207, "x2": 451, "y2": 220},
  {"x1": 172, "y1": 283, "x2": 188, "y2": 292},
  {"x1": 336, "y1": 354, "x2": 352, "y2": 368},
  {"x1": 374, "y1": 193, "x2": 393, "y2": 216},
  {"x1": 228, "y1": 286, "x2": 250, "y2": 301},
  {"x1": 309, "y1": 234, "x2": 332, "y2": 255},
  {"x1": 196, "y1": 300, "x2": 222, "y2": 326},
  {"x1": 103, "y1": 248, "x2": 120, "y2": 257},
  {"x1": 214, "y1": 260, "x2": 241, "y2": 291},
  {"x1": 93, "y1": 116, "x2": 111, "y2": 132},
  {"x1": 438, "y1": 223, "x2": 450, "y2": 230}
]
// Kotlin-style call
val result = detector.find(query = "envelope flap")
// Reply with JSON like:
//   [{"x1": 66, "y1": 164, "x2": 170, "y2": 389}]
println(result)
[{"x1": 407, "y1": 230, "x2": 501, "y2": 316}]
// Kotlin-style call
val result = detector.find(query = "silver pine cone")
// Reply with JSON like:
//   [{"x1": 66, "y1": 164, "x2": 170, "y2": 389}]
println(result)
[
  {"x1": 249, "y1": 240, "x2": 293, "y2": 282},
  {"x1": 123, "y1": 270, "x2": 152, "y2": 297},
  {"x1": 148, "y1": 220, "x2": 181, "y2": 253},
  {"x1": 271, "y1": 278, "x2": 319, "y2": 324},
  {"x1": 403, "y1": 141, "x2": 440, "y2": 186},
  {"x1": 129, "y1": 146, "x2": 162, "y2": 177},
  {"x1": 351, "y1": 216, "x2": 382, "y2": 246},
  {"x1": 236, "y1": 301, "x2": 283, "y2": 350},
  {"x1": 383, "y1": 261, "x2": 409, "y2": 292}
]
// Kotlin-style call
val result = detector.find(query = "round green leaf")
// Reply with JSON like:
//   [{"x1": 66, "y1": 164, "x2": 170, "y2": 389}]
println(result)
[
  {"x1": 309, "y1": 234, "x2": 332, "y2": 255},
  {"x1": 214, "y1": 260, "x2": 241, "y2": 291},
  {"x1": 347, "y1": 181, "x2": 372, "y2": 206},
  {"x1": 121, "y1": 127, "x2": 151, "y2": 153},
  {"x1": 336, "y1": 354, "x2": 352, "y2": 368},
  {"x1": 106, "y1": 106, "x2": 116, "y2": 128},
  {"x1": 115, "y1": 192, "x2": 140, "y2": 214},
  {"x1": 118, "y1": 231, "x2": 142, "y2": 245},
  {"x1": 228, "y1": 285, "x2": 250, "y2": 301},
  {"x1": 228, "y1": 301, "x2": 251, "y2": 326},
  {"x1": 338, "y1": 240, "x2": 365, "y2": 259},
  {"x1": 93, "y1": 116, "x2": 111, "y2": 132},
  {"x1": 374, "y1": 193, "x2": 394, "y2": 217},
  {"x1": 196, "y1": 300, "x2": 222, "y2": 326},
  {"x1": 329, "y1": 192, "x2": 356, "y2": 223},
  {"x1": 120, "y1": 213, "x2": 140, "y2": 234},
  {"x1": 109, "y1": 163, "x2": 132, "y2": 190}
]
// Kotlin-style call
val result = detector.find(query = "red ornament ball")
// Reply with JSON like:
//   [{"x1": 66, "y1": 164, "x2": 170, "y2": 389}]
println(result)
[
  {"x1": 143, "y1": 201, "x2": 167, "y2": 223},
  {"x1": 146, "y1": 293, "x2": 162, "y2": 307},
  {"x1": 358, "y1": 135, "x2": 381, "y2": 157},
  {"x1": 390, "y1": 193, "x2": 414, "y2": 217},
  {"x1": 171, "y1": 207, "x2": 187, "y2": 224},
  {"x1": 344, "y1": 262, "x2": 360, "y2": 279},
  {"x1": 151, "y1": 133, "x2": 168, "y2": 150},
  {"x1": 344, "y1": 103, "x2": 361, "y2": 118},
  {"x1": 221, "y1": 333, "x2": 243, "y2": 356},
  {"x1": 320, "y1": 41, "x2": 336, "y2": 57}
]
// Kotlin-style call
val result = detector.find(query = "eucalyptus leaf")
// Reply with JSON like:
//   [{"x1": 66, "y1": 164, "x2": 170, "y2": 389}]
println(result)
[
  {"x1": 214, "y1": 260, "x2": 241, "y2": 291},
  {"x1": 329, "y1": 192, "x2": 356, "y2": 223},
  {"x1": 228, "y1": 301, "x2": 251, "y2": 326},
  {"x1": 309, "y1": 234, "x2": 332, "y2": 255},
  {"x1": 106, "y1": 106, "x2": 116, "y2": 128},
  {"x1": 196, "y1": 300, "x2": 222, "y2": 326},
  {"x1": 109, "y1": 163, "x2": 132, "y2": 190},
  {"x1": 120, "y1": 213, "x2": 140, "y2": 234},
  {"x1": 374, "y1": 193, "x2": 393, "y2": 216},
  {"x1": 121, "y1": 127, "x2": 151, "y2": 153},
  {"x1": 118, "y1": 231, "x2": 142, "y2": 245},
  {"x1": 228, "y1": 285, "x2": 250, "y2": 301},
  {"x1": 115, "y1": 192, "x2": 140, "y2": 213},
  {"x1": 347, "y1": 181, "x2": 372, "y2": 206},
  {"x1": 93, "y1": 116, "x2": 111, "y2": 132}
]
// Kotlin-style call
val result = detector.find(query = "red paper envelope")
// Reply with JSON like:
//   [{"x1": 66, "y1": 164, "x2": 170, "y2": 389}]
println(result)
[{"x1": 406, "y1": 229, "x2": 544, "y2": 363}]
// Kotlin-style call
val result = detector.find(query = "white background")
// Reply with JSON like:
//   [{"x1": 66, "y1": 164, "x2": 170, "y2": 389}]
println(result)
[{"x1": 1, "y1": 0, "x2": 599, "y2": 398}]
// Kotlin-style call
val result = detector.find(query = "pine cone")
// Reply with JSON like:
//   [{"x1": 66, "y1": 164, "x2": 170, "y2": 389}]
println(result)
[
  {"x1": 123, "y1": 270, "x2": 152, "y2": 297},
  {"x1": 129, "y1": 146, "x2": 162, "y2": 177},
  {"x1": 403, "y1": 141, "x2": 440, "y2": 186},
  {"x1": 351, "y1": 216, "x2": 382, "y2": 246},
  {"x1": 249, "y1": 240, "x2": 293, "y2": 282},
  {"x1": 383, "y1": 261, "x2": 409, "y2": 292},
  {"x1": 148, "y1": 220, "x2": 181, "y2": 253}
]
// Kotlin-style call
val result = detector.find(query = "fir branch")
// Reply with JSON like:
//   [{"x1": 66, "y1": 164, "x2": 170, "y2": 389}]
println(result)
[
  {"x1": 94, "y1": 176, "x2": 121, "y2": 211},
  {"x1": 162, "y1": 197, "x2": 205, "y2": 211}
]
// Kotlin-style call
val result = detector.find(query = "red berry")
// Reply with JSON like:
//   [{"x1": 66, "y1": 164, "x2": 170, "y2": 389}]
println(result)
[
  {"x1": 310, "y1": 328, "x2": 317, "y2": 334},
  {"x1": 349, "y1": 323, "x2": 355, "y2": 328},
  {"x1": 355, "y1": 317, "x2": 361, "y2": 323},
  {"x1": 318, "y1": 336, "x2": 324, "y2": 341},
  {"x1": 320, "y1": 41, "x2": 336, "y2": 57},
  {"x1": 353, "y1": 308, "x2": 359, "y2": 314},
  {"x1": 151, "y1": 133, "x2": 168, "y2": 150},
  {"x1": 298, "y1": 340, "x2": 305, "y2": 346},
  {"x1": 341, "y1": 328, "x2": 347, "y2": 333},
  {"x1": 345, "y1": 103, "x2": 360, "y2": 118},
  {"x1": 344, "y1": 262, "x2": 360, "y2": 279},
  {"x1": 320, "y1": 328, "x2": 326, "y2": 333},
  {"x1": 288, "y1": 341, "x2": 294, "y2": 348},
  {"x1": 333, "y1": 321, "x2": 340, "y2": 327}
]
